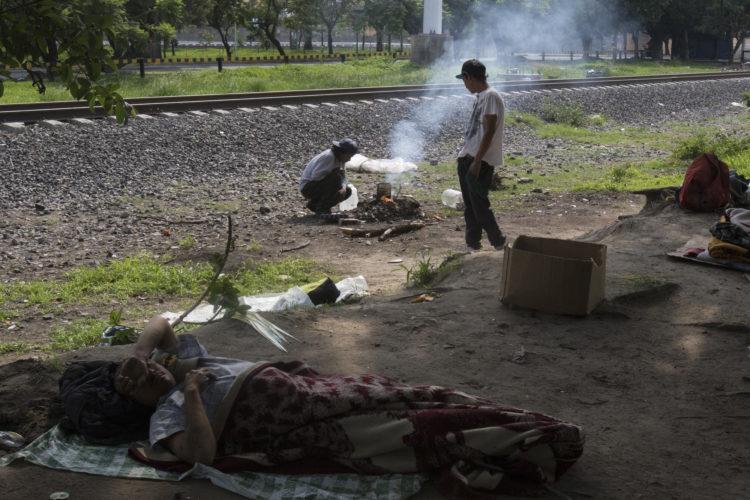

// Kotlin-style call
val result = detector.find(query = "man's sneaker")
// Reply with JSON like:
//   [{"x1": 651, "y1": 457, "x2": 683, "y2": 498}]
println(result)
[{"x1": 466, "y1": 245, "x2": 481, "y2": 252}]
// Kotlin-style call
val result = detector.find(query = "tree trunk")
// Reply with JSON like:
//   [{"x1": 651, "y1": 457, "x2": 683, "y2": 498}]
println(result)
[
  {"x1": 265, "y1": 28, "x2": 286, "y2": 57},
  {"x1": 622, "y1": 32, "x2": 627, "y2": 58},
  {"x1": 218, "y1": 30, "x2": 232, "y2": 59},
  {"x1": 361, "y1": 30, "x2": 365, "y2": 50},
  {"x1": 400, "y1": 31, "x2": 403, "y2": 51},
  {"x1": 376, "y1": 30, "x2": 383, "y2": 51},
  {"x1": 730, "y1": 34, "x2": 744, "y2": 63},
  {"x1": 327, "y1": 25, "x2": 334, "y2": 55},
  {"x1": 680, "y1": 30, "x2": 689, "y2": 60},
  {"x1": 355, "y1": 32, "x2": 359, "y2": 53},
  {"x1": 647, "y1": 34, "x2": 664, "y2": 60},
  {"x1": 44, "y1": 37, "x2": 58, "y2": 81},
  {"x1": 387, "y1": 33, "x2": 391, "y2": 52},
  {"x1": 581, "y1": 35, "x2": 592, "y2": 57},
  {"x1": 632, "y1": 31, "x2": 639, "y2": 59},
  {"x1": 304, "y1": 29, "x2": 313, "y2": 50}
]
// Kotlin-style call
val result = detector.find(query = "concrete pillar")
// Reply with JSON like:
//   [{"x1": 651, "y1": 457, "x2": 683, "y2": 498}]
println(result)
[{"x1": 423, "y1": 0, "x2": 442, "y2": 35}]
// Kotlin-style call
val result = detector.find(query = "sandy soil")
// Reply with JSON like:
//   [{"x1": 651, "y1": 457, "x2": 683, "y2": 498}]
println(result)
[{"x1": 2, "y1": 188, "x2": 750, "y2": 499}]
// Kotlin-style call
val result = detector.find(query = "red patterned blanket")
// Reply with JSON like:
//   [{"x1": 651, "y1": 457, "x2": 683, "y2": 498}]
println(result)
[{"x1": 130, "y1": 361, "x2": 584, "y2": 495}]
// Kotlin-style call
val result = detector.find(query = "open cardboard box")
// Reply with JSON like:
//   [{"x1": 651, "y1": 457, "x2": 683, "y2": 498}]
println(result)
[{"x1": 500, "y1": 236, "x2": 607, "y2": 316}]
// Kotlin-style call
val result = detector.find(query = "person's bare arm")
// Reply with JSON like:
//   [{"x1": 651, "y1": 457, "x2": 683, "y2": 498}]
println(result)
[
  {"x1": 133, "y1": 316, "x2": 178, "y2": 360},
  {"x1": 469, "y1": 113, "x2": 498, "y2": 178},
  {"x1": 161, "y1": 368, "x2": 217, "y2": 465}
]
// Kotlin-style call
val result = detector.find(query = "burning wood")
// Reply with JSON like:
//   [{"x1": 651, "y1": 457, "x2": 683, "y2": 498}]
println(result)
[
  {"x1": 341, "y1": 221, "x2": 425, "y2": 240},
  {"x1": 352, "y1": 195, "x2": 422, "y2": 223}
]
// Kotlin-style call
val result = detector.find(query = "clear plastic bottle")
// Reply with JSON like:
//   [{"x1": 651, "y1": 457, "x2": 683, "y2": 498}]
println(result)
[
  {"x1": 338, "y1": 184, "x2": 358, "y2": 211},
  {"x1": 441, "y1": 189, "x2": 464, "y2": 209}
]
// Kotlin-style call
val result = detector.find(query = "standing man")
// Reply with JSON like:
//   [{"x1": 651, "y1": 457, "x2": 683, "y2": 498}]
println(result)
[
  {"x1": 456, "y1": 59, "x2": 506, "y2": 251},
  {"x1": 299, "y1": 138, "x2": 358, "y2": 214}
]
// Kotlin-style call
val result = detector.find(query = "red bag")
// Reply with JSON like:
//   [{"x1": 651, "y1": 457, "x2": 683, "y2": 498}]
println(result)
[{"x1": 678, "y1": 153, "x2": 731, "y2": 212}]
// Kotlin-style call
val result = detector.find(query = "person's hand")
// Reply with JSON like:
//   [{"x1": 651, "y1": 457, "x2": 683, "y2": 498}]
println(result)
[
  {"x1": 115, "y1": 356, "x2": 148, "y2": 395},
  {"x1": 469, "y1": 159, "x2": 481, "y2": 179},
  {"x1": 184, "y1": 368, "x2": 216, "y2": 392}
]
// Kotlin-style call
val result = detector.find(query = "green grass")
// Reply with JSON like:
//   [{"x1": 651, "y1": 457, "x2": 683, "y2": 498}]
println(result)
[
  {"x1": 507, "y1": 111, "x2": 668, "y2": 147},
  {"x1": 0, "y1": 253, "x2": 332, "y2": 354},
  {"x1": 0, "y1": 57, "x2": 730, "y2": 104},
  {"x1": 0, "y1": 341, "x2": 31, "y2": 354},
  {"x1": 401, "y1": 251, "x2": 462, "y2": 288},
  {"x1": 233, "y1": 257, "x2": 331, "y2": 295},
  {"x1": 1, "y1": 57, "x2": 432, "y2": 103},
  {"x1": 50, "y1": 318, "x2": 109, "y2": 351},
  {"x1": 526, "y1": 59, "x2": 721, "y2": 80}
]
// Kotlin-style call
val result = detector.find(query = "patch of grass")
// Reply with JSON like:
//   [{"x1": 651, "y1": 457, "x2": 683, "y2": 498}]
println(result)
[
  {"x1": 741, "y1": 92, "x2": 750, "y2": 107},
  {"x1": 0, "y1": 341, "x2": 32, "y2": 354},
  {"x1": 724, "y1": 150, "x2": 750, "y2": 178},
  {"x1": 541, "y1": 99, "x2": 586, "y2": 126},
  {"x1": 49, "y1": 318, "x2": 109, "y2": 351},
  {"x1": 402, "y1": 251, "x2": 437, "y2": 288},
  {"x1": 0, "y1": 253, "x2": 213, "y2": 312},
  {"x1": 246, "y1": 238, "x2": 262, "y2": 252},
  {"x1": 671, "y1": 133, "x2": 750, "y2": 161},
  {"x1": 232, "y1": 257, "x2": 331, "y2": 295},
  {"x1": 401, "y1": 251, "x2": 462, "y2": 288},
  {"x1": 200, "y1": 199, "x2": 242, "y2": 212},
  {"x1": 507, "y1": 111, "x2": 665, "y2": 146},
  {"x1": 572, "y1": 160, "x2": 684, "y2": 192},
  {"x1": 178, "y1": 235, "x2": 198, "y2": 247}
]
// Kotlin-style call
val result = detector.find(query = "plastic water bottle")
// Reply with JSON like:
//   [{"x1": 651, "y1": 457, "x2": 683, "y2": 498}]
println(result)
[
  {"x1": 441, "y1": 189, "x2": 464, "y2": 209},
  {"x1": 338, "y1": 184, "x2": 358, "y2": 211}
]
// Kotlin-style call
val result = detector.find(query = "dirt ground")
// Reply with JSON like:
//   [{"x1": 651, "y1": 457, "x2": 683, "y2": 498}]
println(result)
[{"x1": 2, "y1": 187, "x2": 750, "y2": 499}]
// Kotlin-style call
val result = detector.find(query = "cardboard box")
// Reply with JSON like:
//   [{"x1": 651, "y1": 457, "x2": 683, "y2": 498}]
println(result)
[{"x1": 500, "y1": 236, "x2": 606, "y2": 316}]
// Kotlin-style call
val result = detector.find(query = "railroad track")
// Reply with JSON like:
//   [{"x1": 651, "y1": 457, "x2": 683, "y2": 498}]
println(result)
[{"x1": 2, "y1": 71, "x2": 749, "y2": 124}]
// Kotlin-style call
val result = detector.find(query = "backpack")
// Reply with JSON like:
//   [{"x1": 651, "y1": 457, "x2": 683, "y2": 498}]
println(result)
[{"x1": 678, "y1": 153, "x2": 731, "y2": 212}]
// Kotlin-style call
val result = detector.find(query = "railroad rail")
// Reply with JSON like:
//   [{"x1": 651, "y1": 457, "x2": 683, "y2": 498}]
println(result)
[{"x1": 2, "y1": 71, "x2": 749, "y2": 124}]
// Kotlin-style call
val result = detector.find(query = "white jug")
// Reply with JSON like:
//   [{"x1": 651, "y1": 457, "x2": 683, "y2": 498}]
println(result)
[
  {"x1": 441, "y1": 189, "x2": 463, "y2": 209},
  {"x1": 339, "y1": 184, "x2": 358, "y2": 211}
]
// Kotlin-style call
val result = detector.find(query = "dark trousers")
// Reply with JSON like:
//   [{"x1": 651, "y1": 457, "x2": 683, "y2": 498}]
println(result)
[
  {"x1": 457, "y1": 155, "x2": 504, "y2": 248},
  {"x1": 301, "y1": 171, "x2": 345, "y2": 212}
]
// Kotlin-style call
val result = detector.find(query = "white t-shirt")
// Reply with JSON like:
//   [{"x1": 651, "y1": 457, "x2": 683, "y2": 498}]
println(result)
[
  {"x1": 298, "y1": 149, "x2": 346, "y2": 191},
  {"x1": 458, "y1": 86, "x2": 505, "y2": 167},
  {"x1": 148, "y1": 334, "x2": 258, "y2": 445}
]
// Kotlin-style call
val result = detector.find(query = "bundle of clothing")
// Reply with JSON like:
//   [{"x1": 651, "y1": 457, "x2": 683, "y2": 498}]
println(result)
[{"x1": 708, "y1": 207, "x2": 750, "y2": 263}]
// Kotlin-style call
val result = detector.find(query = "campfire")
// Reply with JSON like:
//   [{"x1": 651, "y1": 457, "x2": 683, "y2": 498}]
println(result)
[{"x1": 350, "y1": 183, "x2": 423, "y2": 223}]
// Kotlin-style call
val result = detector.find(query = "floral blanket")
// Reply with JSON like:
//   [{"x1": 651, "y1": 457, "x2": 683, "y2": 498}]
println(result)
[{"x1": 130, "y1": 361, "x2": 584, "y2": 496}]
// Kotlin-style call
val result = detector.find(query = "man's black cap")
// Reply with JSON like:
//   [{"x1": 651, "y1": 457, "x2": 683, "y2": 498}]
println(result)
[
  {"x1": 456, "y1": 59, "x2": 487, "y2": 80},
  {"x1": 332, "y1": 138, "x2": 358, "y2": 154}
]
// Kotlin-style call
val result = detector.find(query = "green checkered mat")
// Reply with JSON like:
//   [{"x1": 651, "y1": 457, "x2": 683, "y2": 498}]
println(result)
[{"x1": 0, "y1": 425, "x2": 426, "y2": 500}]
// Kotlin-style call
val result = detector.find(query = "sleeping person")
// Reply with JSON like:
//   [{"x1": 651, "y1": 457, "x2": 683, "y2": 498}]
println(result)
[{"x1": 60, "y1": 316, "x2": 584, "y2": 496}]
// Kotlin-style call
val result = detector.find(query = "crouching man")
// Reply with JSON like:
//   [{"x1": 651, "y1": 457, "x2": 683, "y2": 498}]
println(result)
[{"x1": 299, "y1": 138, "x2": 358, "y2": 214}]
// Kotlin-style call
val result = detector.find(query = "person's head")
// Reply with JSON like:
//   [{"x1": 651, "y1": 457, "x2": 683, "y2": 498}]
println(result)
[
  {"x1": 59, "y1": 360, "x2": 155, "y2": 444},
  {"x1": 114, "y1": 356, "x2": 176, "y2": 407},
  {"x1": 456, "y1": 59, "x2": 488, "y2": 93},
  {"x1": 331, "y1": 138, "x2": 358, "y2": 163}
]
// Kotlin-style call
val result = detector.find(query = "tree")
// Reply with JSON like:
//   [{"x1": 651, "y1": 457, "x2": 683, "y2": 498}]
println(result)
[
  {"x1": 363, "y1": 0, "x2": 416, "y2": 52},
  {"x1": 287, "y1": 0, "x2": 320, "y2": 51},
  {"x1": 124, "y1": 0, "x2": 184, "y2": 58},
  {"x1": 243, "y1": 0, "x2": 288, "y2": 56},
  {"x1": 706, "y1": 0, "x2": 750, "y2": 62},
  {"x1": 206, "y1": 0, "x2": 244, "y2": 59},
  {"x1": 0, "y1": 0, "x2": 133, "y2": 123},
  {"x1": 313, "y1": 0, "x2": 353, "y2": 55}
]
